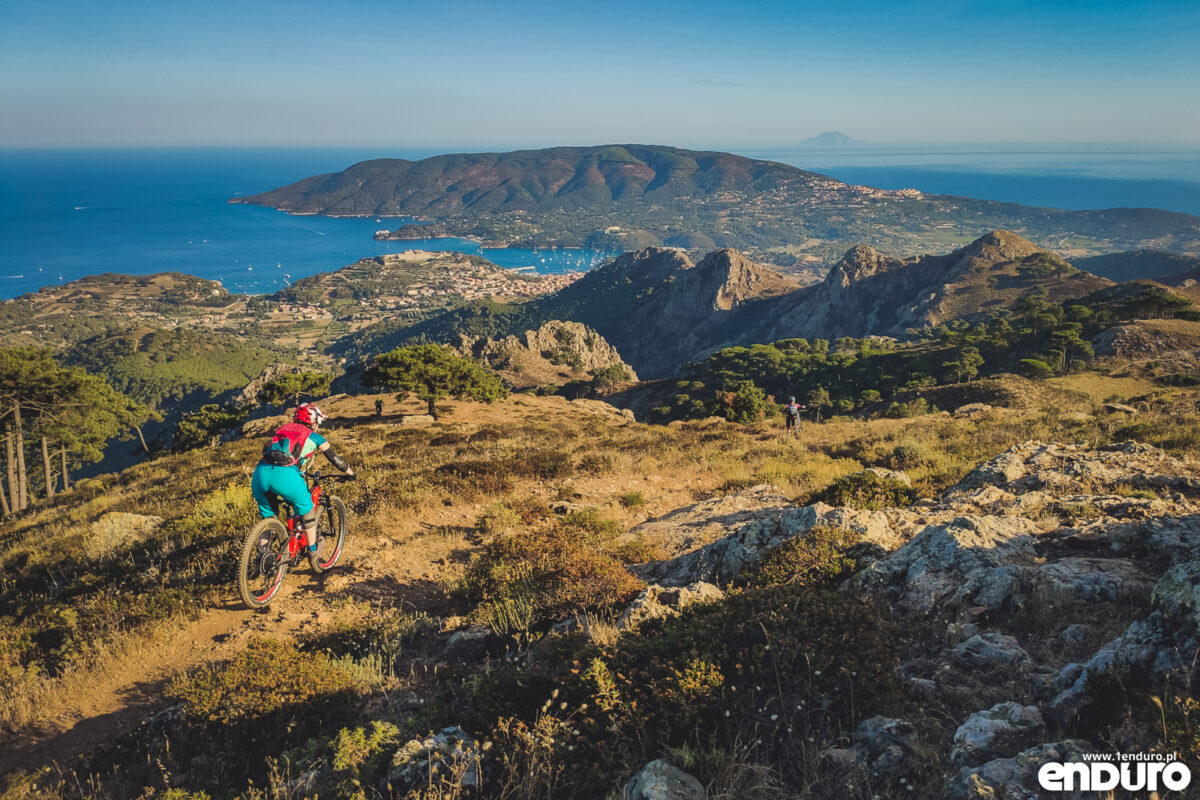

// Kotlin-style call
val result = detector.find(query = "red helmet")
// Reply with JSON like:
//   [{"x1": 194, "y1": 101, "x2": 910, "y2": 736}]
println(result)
[{"x1": 295, "y1": 403, "x2": 327, "y2": 427}]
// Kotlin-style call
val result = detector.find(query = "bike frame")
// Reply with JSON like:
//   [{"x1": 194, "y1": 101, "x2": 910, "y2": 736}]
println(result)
[{"x1": 280, "y1": 477, "x2": 325, "y2": 561}]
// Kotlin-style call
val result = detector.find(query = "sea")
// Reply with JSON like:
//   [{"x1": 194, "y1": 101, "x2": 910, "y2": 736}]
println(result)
[{"x1": 1, "y1": 144, "x2": 1198, "y2": 301}]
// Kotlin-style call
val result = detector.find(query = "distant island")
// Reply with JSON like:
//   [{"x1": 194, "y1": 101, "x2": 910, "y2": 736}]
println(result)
[
  {"x1": 800, "y1": 131, "x2": 861, "y2": 146},
  {"x1": 230, "y1": 144, "x2": 1200, "y2": 268}
]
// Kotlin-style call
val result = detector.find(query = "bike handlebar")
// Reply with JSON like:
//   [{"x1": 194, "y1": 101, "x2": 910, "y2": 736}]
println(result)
[{"x1": 311, "y1": 471, "x2": 356, "y2": 482}]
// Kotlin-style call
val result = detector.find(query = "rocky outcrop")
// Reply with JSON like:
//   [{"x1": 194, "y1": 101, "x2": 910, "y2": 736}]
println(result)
[
  {"x1": 625, "y1": 759, "x2": 705, "y2": 800},
  {"x1": 627, "y1": 438, "x2": 1200, "y2": 794},
  {"x1": 385, "y1": 726, "x2": 480, "y2": 793},
  {"x1": 633, "y1": 498, "x2": 913, "y2": 587},
  {"x1": 232, "y1": 363, "x2": 303, "y2": 409},
  {"x1": 616, "y1": 582, "x2": 723, "y2": 631},
  {"x1": 86, "y1": 512, "x2": 164, "y2": 558},
  {"x1": 951, "y1": 703, "x2": 1045, "y2": 767},
  {"x1": 455, "y1": 320, "x2": 638, "y2": 388},
  {"x1": 947, "y1": 740, "x2": 1091, "y2": 799}
]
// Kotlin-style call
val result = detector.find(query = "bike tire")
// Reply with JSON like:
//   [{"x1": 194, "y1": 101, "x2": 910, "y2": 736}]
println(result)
[
  {"x1": 238, "y1": 517, "x2": 290, "y2": 608},
  {"x1": 310, "y1": 495, "x2": 348, "y2": 574}
]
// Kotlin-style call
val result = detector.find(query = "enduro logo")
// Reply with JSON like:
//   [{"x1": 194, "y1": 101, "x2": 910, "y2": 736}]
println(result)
[{"x1": 1037, "y1": 753, "x2": 1191, "y2": 792}]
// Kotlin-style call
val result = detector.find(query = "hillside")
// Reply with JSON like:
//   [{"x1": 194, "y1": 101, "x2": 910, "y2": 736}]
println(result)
[
  {"x1": 1074, "y1": 248, "x2": 1200, "y2": 282},
  {"x1": 6, "y1": 381, "x2": 1200, "y2": 798},
  {"x1": 454, "y1": 319, "x2": 638, "y2": 388},
  {"x1": 231, "y1": 144, "x2": 1200, "y2": 261},
  {"x1": 345, "y1": 232, "x2": 1114, "y2": 379},
  {"x1": 756, "y1": 229, "x2": 1111, "y2": 341}
]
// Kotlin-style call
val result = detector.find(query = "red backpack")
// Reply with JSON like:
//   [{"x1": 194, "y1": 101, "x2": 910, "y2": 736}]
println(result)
[{"x1": 261, "y1": 422, "x2": 313, "y2": 467}]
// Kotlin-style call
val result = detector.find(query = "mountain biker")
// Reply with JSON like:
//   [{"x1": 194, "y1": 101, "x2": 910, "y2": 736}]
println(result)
[
  {"x1": 784, "y1": 395, "x2": 802, "y2": 437},
  {"x1": 251, "y1": 403, "x2": 355, "y2": 567}
]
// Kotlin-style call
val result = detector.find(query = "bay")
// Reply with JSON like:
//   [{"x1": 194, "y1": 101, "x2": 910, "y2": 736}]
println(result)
[{"x1": 0, "y1": 148, "x2": 614, "y2": 300}]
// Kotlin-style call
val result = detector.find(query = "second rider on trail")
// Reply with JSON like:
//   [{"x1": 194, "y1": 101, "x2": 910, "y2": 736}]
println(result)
[{"x1": 251, "y1": 403, "x2": 355, "y2": 570}]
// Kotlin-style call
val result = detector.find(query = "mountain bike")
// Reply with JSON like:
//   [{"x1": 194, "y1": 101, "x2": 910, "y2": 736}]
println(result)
[{"x1": 237, "y1": 471, "x2": 350, "y2": 608}]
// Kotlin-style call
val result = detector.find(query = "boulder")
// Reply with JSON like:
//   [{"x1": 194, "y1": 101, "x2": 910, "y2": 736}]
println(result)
[
  {"x1": 953, "y1": 634, "x2": 1032, "y2": 670},
  {"x1": 1033, "y1": 557, "x2": 1151, "y2": 605},
  {"x1": 386, "y1": 726, "x2": 480, "y2": 793},
  {"x1": 637, "y1": 500, "x2": 900, "y2": 587},
  {"x1": 947, "y1": 740, "x2": 1091, "y2": 799},
  {"x1": 859, "y1": 467, "x2": 912, "y2": 487},
  {"x1": 953, "y1": 444, "x2": 1029, "y2": 490},
  {"x1": 851, "y1": 716, "x2": 918, "y2": 777},
  {"x1": 951, "y1": 702, "x2": 1045, "y2": 767},
  {"x1": 617, "y1": 582, "x2": 723, "y2": 631},
  {"x1": 86, "y1": 512, "x2": 164, "y2": 558},
  {"x1": 624, "y1": 759, "x2": 705, "y2": 800},
  {"x1": 850, "y1": 516, "x2": 1039, "y2": 614},
  {"x1": 1048, "y1": 618, "x2": 1178, "y2": 725},
  {"x1": 444, "y1": 627, "x2": 491, "y2": 661},
  {"x1": 1150, "y1": 560, "x2": 1200, "y2": 631}
]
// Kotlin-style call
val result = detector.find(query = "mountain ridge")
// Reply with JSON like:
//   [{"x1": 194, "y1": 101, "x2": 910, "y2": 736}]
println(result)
[{"x1": 230, "y1": 144, "x2": 1200, "y2": 260}]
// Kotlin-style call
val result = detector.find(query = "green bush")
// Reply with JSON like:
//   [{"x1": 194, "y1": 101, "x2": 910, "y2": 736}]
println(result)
[
  {"x1": 167, "y1": 638, "x2": 354, "y2": 723},
  {"x1": 745, "y1": 525, "x2": 861, "y2": 588},
  {"x1": 618, "y1": 490, "x2": 646, "y2": 508},
  {"x1": 816, "y1": 471, "x2": 917, "y2": 510},
  {"x1": 462, "y1": 513, "x2": 643, "y2": 629}
]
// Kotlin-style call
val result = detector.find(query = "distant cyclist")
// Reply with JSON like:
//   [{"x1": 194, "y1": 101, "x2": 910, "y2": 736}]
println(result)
[
  {"x1": 784, "y1": 395, "x2": 802, "y2": 437},
  {"x1": 251, "y1": 403, "x2": 355, "y2": 568},
  {"x1": 375, "y1": 395, "x2": 384, "y2": 417}
]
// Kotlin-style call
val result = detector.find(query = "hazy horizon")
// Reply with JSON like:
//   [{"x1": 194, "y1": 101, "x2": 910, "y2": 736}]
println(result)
[{"x1": 1, "y1": 0, "x2": 1197, "y2": 149}]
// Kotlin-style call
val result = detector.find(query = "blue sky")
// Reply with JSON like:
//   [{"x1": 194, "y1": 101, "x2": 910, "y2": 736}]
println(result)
[{"x1": 1, "y1": 0, "x2": 1197, "y2": 148}]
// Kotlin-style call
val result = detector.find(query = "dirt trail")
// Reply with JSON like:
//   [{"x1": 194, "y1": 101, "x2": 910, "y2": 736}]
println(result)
[
  {"x1": 0, "y1": 395, "x2": 644, "y2": 777},
  {"x1": 0, "y1": 555, "x2": 381, "y2": 778}
]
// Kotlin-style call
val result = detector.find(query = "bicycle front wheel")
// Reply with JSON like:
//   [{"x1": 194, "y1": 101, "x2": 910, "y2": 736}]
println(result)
[
  {"x1": 310, "y1": 496, "x2": 348, "y2": 574},
  {"x1": 238, "y1": 517, "x2": 290, "y2": 608}
]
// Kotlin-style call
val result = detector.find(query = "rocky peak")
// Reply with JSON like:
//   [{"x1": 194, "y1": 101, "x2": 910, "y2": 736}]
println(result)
[
  {"x1": 826, "y1": 244, "x2": 894, "y2": 288},
  {"x1": 960, "y1": 230, "x2": 1043, "y2": 264},
  {"x1": 696, "y1": 248, "x2": 797, "y2": 311},
  {"x1": 455, "y1": 320, "x2": 637, "y2": 388},
  {"x1": 606, "y1": 247, "x2": 695, "y2": 282}
]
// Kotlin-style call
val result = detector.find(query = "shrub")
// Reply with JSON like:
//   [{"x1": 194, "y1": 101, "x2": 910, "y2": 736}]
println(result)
[
  {"x1": 470, "y1": 584, "x2": 907, "y2": 797},
  {"x1": 714, "y1": 379, "x2": 769, "y2": 424},
  {"x1": 1020, "y1": 358, "x2": 1055, "y2": 379},
  {"x1": 462, "y1": 514, "x2": 643, "y2": 628},
  {"x1": 745, "y1": 525, "x2": 861, "y2": 588},
  {"x1": 618, "y1": 491, "x2": 646, "y2": 509},
  {"x1": 167, "y1": 638, "x2": 354, "y2": 723},
  {"x1": 889, "y1": 439, "x2": 933, "y2": 469},
  {"x1": 885, "y1": 397, "x2": 934, "y2": 418},
  {"x1": 816, "y1": 471, "x2": 917, "y2": 510}
]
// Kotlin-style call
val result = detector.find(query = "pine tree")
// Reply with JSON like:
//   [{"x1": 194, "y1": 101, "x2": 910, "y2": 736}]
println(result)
[{"x1": 365, "y1": 344, "x2": 507, "y2": 418}]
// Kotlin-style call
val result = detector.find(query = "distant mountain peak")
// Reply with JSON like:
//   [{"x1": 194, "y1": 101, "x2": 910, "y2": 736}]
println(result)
[{"x1": 800, "y1": 131, "x2": 861, "y2": 146}]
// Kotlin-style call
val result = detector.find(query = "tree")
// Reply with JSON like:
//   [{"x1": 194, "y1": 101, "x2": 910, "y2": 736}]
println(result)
[
  {"x1": 943, "y1": 346, "x2": 984, "y2": 383},
  {"x1": 1047, "y1": 328, "x2": 1094, "y2": 374},
  {"x1": 713, "y1": 379, "x2": 768, "y2": 424},
  {"x1": 258, "y1": 371, "x2": 332, "y2": 408},
  {"x1": 173, "y1": 404, "x2": 249, "y2": 452},
  {"x1": 591, "y1": 365, "x2": 631, "y2": 390},
  {"x1": 364, "y1": 344, "x2": 507, "y2": 418},
  {"x1": 1019, "y1": 358, "x2": 1055, "y2": 380},
  {"x1": 0, "y1": 347, "x2": 152, "y2": 512},
  {"x1": 807, "y1": 387, "x2": 831, "y2": 422}
]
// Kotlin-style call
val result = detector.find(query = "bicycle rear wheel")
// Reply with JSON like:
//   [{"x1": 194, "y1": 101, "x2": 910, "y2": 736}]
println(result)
[
  {"x1": 238, "y1": 517, "x2": 290, "y2": 608},
  {"x1": 310, "y1": 496, "x2": 348, "y2": 574}
]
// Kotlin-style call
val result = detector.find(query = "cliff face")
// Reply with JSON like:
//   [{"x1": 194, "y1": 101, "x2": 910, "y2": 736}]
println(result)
[
  {"x1": 454, "y1": 320, "x2": 637, "y2": 388},
  {"x1": 757, "y1": 230, "x2": 1111, "y2": 341},
  {"x1": 531, "y1": 247, "x2": 801, "y2": 378}
]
